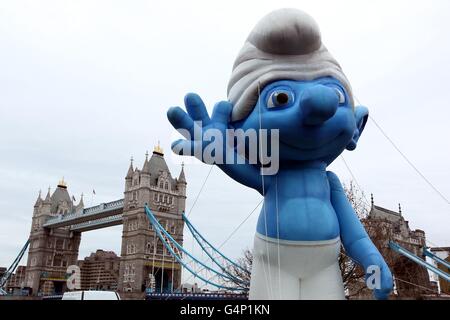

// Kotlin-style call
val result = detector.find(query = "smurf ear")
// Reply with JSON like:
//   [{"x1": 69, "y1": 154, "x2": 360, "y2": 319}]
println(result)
[{"x1": 346, "y1": 106, "x2": 369, "y2": 151}]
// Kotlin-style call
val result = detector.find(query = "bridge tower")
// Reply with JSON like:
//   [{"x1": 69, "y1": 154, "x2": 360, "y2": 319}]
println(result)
[
  {"x1": 25, "y1": 179, "x2": 83, "y2": 295},
  {"x1": 118, "y1": 145, "x2": 186, "y2": 297}
]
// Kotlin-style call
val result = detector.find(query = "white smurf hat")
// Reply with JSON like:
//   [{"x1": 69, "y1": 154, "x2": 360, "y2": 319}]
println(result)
[{"x1": 227, "y1": 8, "x2": 354, "y2": 122}]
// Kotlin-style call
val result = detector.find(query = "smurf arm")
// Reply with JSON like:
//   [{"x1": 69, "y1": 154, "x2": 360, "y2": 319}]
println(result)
[
  {"x1": 217, "y1": 155, "x2": 269, "y2": 195},
  {"x1": 327, "y1": 171, "x2": 393, "y2": 299}
]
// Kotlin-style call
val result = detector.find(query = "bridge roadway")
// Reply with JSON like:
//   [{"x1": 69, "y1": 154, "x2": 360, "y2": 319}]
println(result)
[{"x1": 42, "y1": 199, "x2": 124, "y2": 232}]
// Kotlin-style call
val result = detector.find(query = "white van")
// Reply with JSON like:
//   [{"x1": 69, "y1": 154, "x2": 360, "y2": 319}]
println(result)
[{"x1": 62, "y1": 290, "x2": 121, "y2": 300}]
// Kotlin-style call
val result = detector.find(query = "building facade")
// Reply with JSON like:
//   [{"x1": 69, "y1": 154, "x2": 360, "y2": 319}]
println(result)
[
  {"x1": 117, "y1": 146, "x2": 186, "y2": 296},
  {"x1": 77, "y1": 250, "x2": 120, "y2": 291},
  {"x1": 5, "y1": 266, "x2": 27, "y2": 295},
  {"x1": 369, "y1": 203, "x2": 431, "y2": 298}
]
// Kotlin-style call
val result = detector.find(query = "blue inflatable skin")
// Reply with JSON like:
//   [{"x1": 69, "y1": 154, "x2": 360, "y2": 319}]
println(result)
[{"x1": 167, "y1": 77, "x2": 393, "y2": 299}]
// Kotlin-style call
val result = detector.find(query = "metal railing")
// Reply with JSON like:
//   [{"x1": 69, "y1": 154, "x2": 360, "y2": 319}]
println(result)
[
  {"x1": 390, "y1": 241, "x2": 450, "y2": 282},
  {"x1": 71, "y1": 213, "x2": 123, "y2": 231},
  {"x1": 43, "y1": 199, "x2": 124, "y2": 227}
]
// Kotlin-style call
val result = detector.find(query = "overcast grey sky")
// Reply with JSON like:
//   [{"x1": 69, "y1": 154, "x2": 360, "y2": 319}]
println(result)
[{"x1": 1, "y1": 0, "x2": 449, "y2": 270}]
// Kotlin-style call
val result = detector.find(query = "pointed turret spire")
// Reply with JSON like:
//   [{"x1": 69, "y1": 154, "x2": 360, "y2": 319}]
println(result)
[
  {"x1": 178, "y1": 162, "x2": 186, "y2": 183},
  {"x1": 34, "y1": 190, "x2": 43, "y2": 206},
  {"x1": 398, "y1": 203, "x2": 402, "y2": 215},
  {"x1": 75, "y1": 193, "x2": 84, "y2": 211},
  {"x1": 126, "y1": 156, "x2": 134, "y2": 179},
  {"x1": 142, "y1": 151, "x2": 151, "y2": 173},
  {"x1": 44, "y1": 187, "x2": 51, "y2": 203},
  {"x1": 79, "y1": 193, "x2": 84, "y2": 207}
]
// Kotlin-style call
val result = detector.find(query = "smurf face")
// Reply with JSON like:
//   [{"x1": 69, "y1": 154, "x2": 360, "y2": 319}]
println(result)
[{"x1": 233, "y1": 77, "x2": 368, "y2": 164}]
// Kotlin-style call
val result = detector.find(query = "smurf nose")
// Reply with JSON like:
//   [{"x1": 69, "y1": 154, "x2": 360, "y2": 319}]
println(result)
[{"x1": 300, "y1": 85, "x2": 339, "y2": 126}]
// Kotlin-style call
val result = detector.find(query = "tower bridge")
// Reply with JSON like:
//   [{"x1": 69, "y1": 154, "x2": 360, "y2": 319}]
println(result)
[{"x1": 22, "y1": 145, "x2": 187, "y2": 297}]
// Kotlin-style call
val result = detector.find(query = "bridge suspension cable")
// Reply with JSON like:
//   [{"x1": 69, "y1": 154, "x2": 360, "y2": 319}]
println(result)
[
  {"x1": 167, "y1": 162, "x2": 255, "y2": 294},
  {"x1": 0, "y1": 239, "x2": 30, "y2": 294},
  {"x1": 423, "y1": 248, "x2": 450, "y2": 270},
  {"x1": 182, "y1": 213, "x2": 249, "y2": 286},
  {"x1": 389, "y1": 241, "x2": 450, "y2": 282},
  {"x1": 144, "y1": 205, "x2": 246, "y2": 292},
  {"x1": 169, "y1": 200, "x2": 261, "y2": 296}
]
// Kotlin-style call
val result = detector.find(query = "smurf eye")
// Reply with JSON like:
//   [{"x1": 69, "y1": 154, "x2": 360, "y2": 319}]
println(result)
[
  {"x1": 267, "y1": 90, "x2": 295, "y2": 108},
  {"x1": 333, "y1": 87, "x2": 346, "y2": 104}
]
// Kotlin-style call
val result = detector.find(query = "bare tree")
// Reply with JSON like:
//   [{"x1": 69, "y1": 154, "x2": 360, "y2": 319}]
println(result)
[
  {"x1": 224, "y1": 248, "x2": 252, "y2": 292},
  {"x1": 340, "y1": 181, "x2": 369, "y2": 298},
  {"x1": 343, "y1": 181, "x2": 369, "y2": 219}
]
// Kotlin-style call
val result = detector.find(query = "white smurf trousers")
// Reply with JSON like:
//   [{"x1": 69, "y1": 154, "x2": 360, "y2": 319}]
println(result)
[{"x1": 249, "y1": 233, "x2": 345, "y2": 300}]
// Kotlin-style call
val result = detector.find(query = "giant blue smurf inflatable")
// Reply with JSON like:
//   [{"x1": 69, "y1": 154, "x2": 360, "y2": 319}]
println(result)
[{"x1": 167, "y1": 8, "x2": 393, "y2": 300}]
